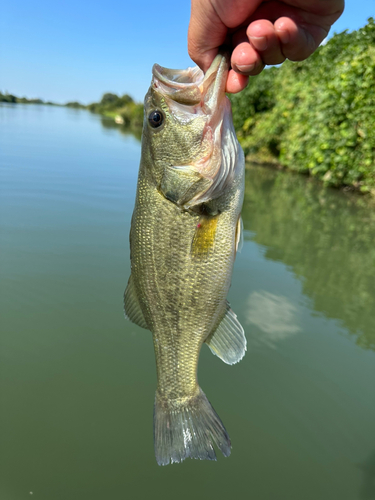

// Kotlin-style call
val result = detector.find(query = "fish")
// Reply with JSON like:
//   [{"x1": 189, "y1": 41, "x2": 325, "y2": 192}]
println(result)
[{"x1": 124, "y1": 53, "x2": 246, "y2": 466}]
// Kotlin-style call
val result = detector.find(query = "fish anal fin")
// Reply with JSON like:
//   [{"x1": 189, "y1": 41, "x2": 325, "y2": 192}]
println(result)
[
  {"x1": 124, "y1": 275, "x2": 148, "y2": 330},
  {"x1": 205, "y1": 303, "x2": 246, "y2": 365}
]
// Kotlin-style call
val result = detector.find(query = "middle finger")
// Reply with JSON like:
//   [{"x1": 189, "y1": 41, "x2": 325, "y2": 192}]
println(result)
[{"x1": 247, "y1": 19, "x2": 286, "y2": 65}]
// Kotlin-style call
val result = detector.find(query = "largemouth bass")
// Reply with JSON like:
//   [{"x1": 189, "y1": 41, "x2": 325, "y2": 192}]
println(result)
[{"x1": 124, "y1": 53, "x2": 246, "y2": 465}]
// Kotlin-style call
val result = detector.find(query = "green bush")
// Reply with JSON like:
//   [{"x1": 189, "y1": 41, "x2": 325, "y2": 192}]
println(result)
[
  {"x1": 0, "y1": 93, "x2": 17, "y2": 103},
  {"x1": 118, "y1": 102, "x2": 144, "y2": 128},
  {"x1": 230, "y1": 18, "x2": 375, "y2": 192},
  {"x1": 66, "y1": 101, "x2": 85, "y2": 108},
  {"x1": 86, "y1": 93, "x2": 142, "y2": 132}
]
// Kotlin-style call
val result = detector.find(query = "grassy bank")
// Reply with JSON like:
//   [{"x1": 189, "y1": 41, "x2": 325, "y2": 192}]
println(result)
[
  {"x1": 230, "y1": 18, "x2": 375, "y2": 194},
  {"x1": 68, "y1": 93, "x2": 143, "y2": 133}
]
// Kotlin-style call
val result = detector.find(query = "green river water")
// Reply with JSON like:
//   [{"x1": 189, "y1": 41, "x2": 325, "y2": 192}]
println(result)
[{"x1": 1, "y1": 103, "x2": 374, "y2": 500}]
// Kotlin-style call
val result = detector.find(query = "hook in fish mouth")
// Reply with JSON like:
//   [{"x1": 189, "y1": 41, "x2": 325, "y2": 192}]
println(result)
[{"x1": 151, "y1": 53, "x2": 229, "y2": 107}]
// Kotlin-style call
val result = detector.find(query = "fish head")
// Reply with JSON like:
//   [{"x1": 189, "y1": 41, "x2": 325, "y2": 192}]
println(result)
[{"x1": 141, "y1": 54, "x2": 243, "y2": 208}]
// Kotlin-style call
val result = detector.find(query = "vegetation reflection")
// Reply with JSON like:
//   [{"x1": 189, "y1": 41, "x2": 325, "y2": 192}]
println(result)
[
  {"x1": 242, "y1": 164, "x2": 375, "y2": 351},
  {"x1": 99, "y1": 115, "x2": 142, "y2": 141}
]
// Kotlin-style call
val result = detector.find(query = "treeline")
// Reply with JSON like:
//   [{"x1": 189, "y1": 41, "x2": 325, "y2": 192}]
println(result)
[
  {"x1": 0, "y1": 89, "x2": 143, "y2": 132},
  {"x1": 230, "y1": 18, "x2": 375, "y2": 193},
  {"x1": 68, "y1": 93, "x2": 144, "y2": 130},
  {"x1": 0, "y1": 92, "x2": 55, "y2": 105}
]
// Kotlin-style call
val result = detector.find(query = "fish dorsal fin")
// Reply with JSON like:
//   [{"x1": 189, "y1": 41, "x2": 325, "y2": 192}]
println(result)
[
  {"x1": 124, "y1": 275, "x2": 148, "y2": 330},
  {"x1": 205, "y1": 303, "x2": 246, "y2": 365}
]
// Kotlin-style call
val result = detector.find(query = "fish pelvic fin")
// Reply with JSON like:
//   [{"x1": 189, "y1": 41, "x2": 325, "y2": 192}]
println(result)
[
  {"x1": 154, "y1": 388, "x2": 231, "y2": 466},
  {"x1": 205, "y1": 303, "x2": 246, "y2": 365}
]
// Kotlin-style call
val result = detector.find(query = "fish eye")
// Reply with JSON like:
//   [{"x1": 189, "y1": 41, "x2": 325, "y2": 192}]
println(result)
[{"x1": 148, "y1": 110, "x2": 164, "y2": 128}]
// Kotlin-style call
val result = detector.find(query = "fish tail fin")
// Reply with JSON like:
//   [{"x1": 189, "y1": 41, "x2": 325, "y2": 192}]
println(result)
[{"x1": 153, "y1": 387, "x2": 231, "y2": 466}]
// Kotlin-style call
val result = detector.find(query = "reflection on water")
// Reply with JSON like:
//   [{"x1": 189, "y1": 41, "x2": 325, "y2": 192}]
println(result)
[
  {"x1": 246, "y1": 290, "x2": 301, "y2": 348},
  {"x1": 243, "y1": 165, "x2": 375, "y2": 351},
  {"x1": 99, "y1": 115, "x2": 142, "y2": 141},
  {"x1": 360, "y1": 449, "x2": 375, "y2": 500},
  {"x1": 1, "y1": 104, "x2": 374, "y2": 500}
]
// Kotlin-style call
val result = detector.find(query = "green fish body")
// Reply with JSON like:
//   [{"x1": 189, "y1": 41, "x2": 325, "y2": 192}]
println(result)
[{"x1": 125, "y1": 54, "x2": 246, "y2": 465}]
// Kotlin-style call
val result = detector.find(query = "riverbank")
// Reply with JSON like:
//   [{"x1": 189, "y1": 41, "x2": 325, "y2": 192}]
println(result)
[
  {"x1": 245, "y1": 159, "x2": 375, "y2": 198},
  {"x1": 1, "y1": 90, "x2": 143, "y2": 137},
  {"x1": 230, "y1": 18, "x2": 375, "y2": 195},
  {"x1": 0, "y1": 92, "x2": 58, "y2": 105},
  {"x1": 76, "y1": 92, "x2": 143, "y2": 131}
]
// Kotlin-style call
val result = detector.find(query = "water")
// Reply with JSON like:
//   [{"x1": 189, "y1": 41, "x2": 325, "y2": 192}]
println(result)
[{"x1": 1, "y1": 103, "x2": 374, "y2": 500}]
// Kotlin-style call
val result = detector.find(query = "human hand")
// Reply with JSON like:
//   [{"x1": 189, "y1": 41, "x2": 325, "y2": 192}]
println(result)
[{"x1": 188, "y1": 0, "x2": 345, "y2": 93}]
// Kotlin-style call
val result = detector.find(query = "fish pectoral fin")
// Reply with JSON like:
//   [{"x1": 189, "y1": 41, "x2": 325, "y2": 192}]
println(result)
[
  {"x1": 235, "y1": 215, "x2": 243, "y2": 254},
  {"x1": 123, "y1": 275, "x2": 148, "y2": 330},
  {"x1": 160, "y1": 165, "x2": 211, "y2": 207},
  {"x1": 205, "y1": 302, "x2": 246, "y2": 365}
]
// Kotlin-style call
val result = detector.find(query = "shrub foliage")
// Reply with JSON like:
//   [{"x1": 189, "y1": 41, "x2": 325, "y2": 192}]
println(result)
[
  {"x1": 230, "y1": 19, "x2": 375, "y2": 192},
  {"x1": 87, "y1": 93, "x2": 143, "y2": 129}
]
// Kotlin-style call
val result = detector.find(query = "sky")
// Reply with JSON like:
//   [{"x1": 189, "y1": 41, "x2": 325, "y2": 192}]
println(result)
[{"x1": 1, "y1": 0, "x2": 374, "y2": 104}]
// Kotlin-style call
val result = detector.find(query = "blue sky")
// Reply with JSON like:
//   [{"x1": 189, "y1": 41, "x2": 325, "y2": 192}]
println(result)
[{"x1": 1, "y1": 0, "x2": 373, "y2": 104}]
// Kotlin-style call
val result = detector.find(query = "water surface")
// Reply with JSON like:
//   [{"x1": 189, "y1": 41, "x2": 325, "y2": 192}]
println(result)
[{"x1": 1, "y1": 104, "x2": 374, "y2": 500}]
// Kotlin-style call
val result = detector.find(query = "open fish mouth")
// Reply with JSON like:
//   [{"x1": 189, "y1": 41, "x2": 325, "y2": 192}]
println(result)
[
  {"x1": 152, "y1": 64, "x2": 204, "y2": 87},
  {"x1": 148, "y1": 53, "x2": 240, "y2": 208},
  {"x1": 151, "y1": 54, "x2": 229, "y2": 108}
]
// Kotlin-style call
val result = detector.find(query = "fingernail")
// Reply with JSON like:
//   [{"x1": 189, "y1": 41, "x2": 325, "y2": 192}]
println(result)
[
  {"x1": 235, "y1": 63, "x2": 255, "y2": 74},
  {"x1": 250, "y1": 36, "x2": 268, "y2": 51},
  {"x1": 278, "y1": 30, "x2": 290, "y2": 44}
]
